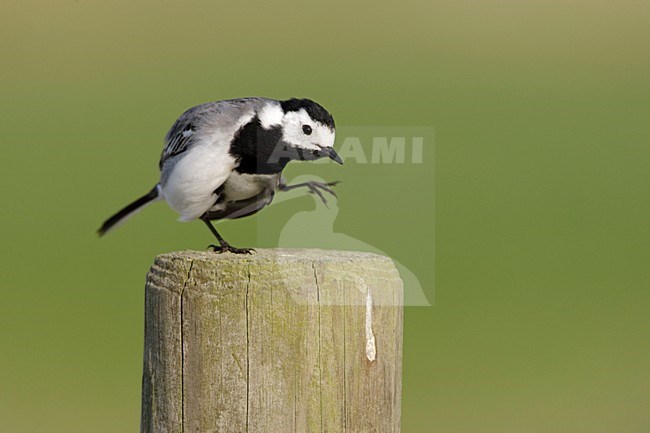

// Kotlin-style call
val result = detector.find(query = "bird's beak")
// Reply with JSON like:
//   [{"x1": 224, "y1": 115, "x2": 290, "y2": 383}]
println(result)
[{"x1": 323, "y1": 147, "x2": 343, "y2": 165}]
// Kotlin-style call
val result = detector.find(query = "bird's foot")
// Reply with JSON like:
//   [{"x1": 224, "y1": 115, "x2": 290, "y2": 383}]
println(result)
[
  {"x1": 208, "y1": 244, "x2": 255, "y2": 255},
  {"x1": 307, "y1": 181, "x2": 339, "y2": 207},
  {"x1": 281, "y1": 180, "x2": 340, "y2": 206}
]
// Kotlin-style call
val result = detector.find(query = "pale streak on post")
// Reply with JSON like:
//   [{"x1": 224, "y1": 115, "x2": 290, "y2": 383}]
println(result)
[
  {"x1": 140, "y1": 249, "x2": 404, "y2": 433},
  {"x1": 366, "y1": 289, "x2": 377, "y2": 362}
]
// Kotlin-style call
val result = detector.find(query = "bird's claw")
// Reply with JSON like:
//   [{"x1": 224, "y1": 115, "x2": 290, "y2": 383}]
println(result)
[
  {"x1": 305, "y1": 181, "x2": 340, "y2": 207},
  {"x1": 280, "y1": 180, "x2": 340, "y2": 207},
  {"x1": 208, "y1": 244, "x2": 255, "y2": 255}
]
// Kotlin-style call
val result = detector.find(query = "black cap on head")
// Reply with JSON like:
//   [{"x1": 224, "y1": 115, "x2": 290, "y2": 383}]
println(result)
[{"x1": 280, "y1": 98, "x2": 335, "y2": 130}]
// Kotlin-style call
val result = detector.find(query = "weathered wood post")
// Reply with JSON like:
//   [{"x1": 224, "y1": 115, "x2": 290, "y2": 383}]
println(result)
[{"x1": 141, "y1": 249, "x2": 403, "y2": 433}]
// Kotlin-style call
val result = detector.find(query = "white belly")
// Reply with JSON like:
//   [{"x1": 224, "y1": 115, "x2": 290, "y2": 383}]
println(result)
[
  {"x1": 221, "y1": 172, "x2": 277, "y2": 202},
  {"x1": 160, "y1": 143, "x2": 237, "y2": 221}
]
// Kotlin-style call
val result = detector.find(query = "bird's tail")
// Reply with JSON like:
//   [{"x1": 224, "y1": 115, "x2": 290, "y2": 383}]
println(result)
[{"x1": 98, "y1": 184, "x2": 161, "y2": 236}]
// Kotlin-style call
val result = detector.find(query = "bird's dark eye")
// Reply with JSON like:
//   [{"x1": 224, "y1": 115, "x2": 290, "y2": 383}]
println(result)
[{"x1": 302, "y1": 125, "x2": 313, "y2": 135}]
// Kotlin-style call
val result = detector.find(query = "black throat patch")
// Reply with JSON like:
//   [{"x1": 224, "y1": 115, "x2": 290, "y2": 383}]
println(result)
[{"x1": 229, "y1": 116, "x2": 288, "y2": 175}]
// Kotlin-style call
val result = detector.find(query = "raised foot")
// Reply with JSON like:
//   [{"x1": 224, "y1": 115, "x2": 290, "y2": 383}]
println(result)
[
  {"x1": 208, "y1": 244, "x2": 255, "y2": 255},
  {"x1": 307, "y1": 181, "x2": 339, "y2": 207},
  {"x1": 281, "y1": 180, "x2": 341, "y2": 206}
]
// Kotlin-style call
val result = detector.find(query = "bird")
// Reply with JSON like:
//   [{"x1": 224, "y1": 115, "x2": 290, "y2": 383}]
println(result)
[{"x1": 98, "y1": 97, "x2": 342, "y2": 254}]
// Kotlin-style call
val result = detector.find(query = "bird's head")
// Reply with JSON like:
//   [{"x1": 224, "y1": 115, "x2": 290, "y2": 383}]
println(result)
[{"x1": 262, "y1": 98, "x2": 341, "y2": 164}]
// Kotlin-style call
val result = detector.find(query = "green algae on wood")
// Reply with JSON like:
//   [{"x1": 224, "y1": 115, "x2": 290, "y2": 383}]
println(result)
[{"x1": 141, "y1": 249, "x2": 404, "y2": 433}]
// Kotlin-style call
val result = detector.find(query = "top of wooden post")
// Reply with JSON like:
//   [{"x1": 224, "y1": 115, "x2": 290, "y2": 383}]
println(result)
[
  {"x1": 154, "y1": 248, "x2": 395, "y2": 265},
  {"x1": 147, "y1": 248, "x2": 403, "y2": 303}
]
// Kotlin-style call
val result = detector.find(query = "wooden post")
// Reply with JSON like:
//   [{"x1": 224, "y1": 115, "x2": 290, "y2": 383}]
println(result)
[{"x1": 141, "y1": 249, "x2": 403, "y2": 433}]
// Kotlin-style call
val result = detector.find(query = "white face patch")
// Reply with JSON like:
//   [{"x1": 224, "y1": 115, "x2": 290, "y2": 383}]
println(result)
[
  {"x1": 281, "y1": 108, "x2": 335, "y2": 151},
  {"x1": 258, "y1": 103, "x2": 284, "y2": 130}
]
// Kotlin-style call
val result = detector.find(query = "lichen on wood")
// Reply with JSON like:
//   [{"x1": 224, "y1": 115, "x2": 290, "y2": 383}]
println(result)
[{"x1": 141, "y1": 249, "x2": 403, "y2": 433}]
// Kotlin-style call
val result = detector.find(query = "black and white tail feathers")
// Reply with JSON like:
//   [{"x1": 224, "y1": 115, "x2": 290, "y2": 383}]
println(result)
[{"x1": 98, "y1": 185, "x2": 161, "y2": 236}]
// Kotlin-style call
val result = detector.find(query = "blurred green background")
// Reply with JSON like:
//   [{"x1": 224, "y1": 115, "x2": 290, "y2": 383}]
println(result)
[{"x1": 1, "y1": 0, "x2": 649, "y2": 432}]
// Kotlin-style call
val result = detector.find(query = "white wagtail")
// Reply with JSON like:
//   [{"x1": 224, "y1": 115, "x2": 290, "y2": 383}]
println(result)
[{"x1": 98, "y1": 97, "x2": 342, "y2": 254}]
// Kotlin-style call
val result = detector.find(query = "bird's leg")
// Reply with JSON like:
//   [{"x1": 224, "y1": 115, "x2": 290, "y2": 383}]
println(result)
[
  {"x1": 279, "y1": 179, "x2": 340, "y2": 206},
  {"x1": 200, "y1": 215, "x2": 254, "y2": 254}
]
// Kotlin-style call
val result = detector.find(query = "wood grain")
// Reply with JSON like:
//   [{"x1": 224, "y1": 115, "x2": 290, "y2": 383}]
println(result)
[{"x1": 141, "y1": 249, "x2": 403, "y2": 433}]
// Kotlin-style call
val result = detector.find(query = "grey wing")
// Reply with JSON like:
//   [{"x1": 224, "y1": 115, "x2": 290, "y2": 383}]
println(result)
[
  {"x1": 158, "y1": 121, "x2": 195, "y2": 169},
  {"x1": 158, "y1": 98, "x2": 273, "y2": 170},
  {"x1": 158, "y1": 107, "x2": 202, "y2": 169}
]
